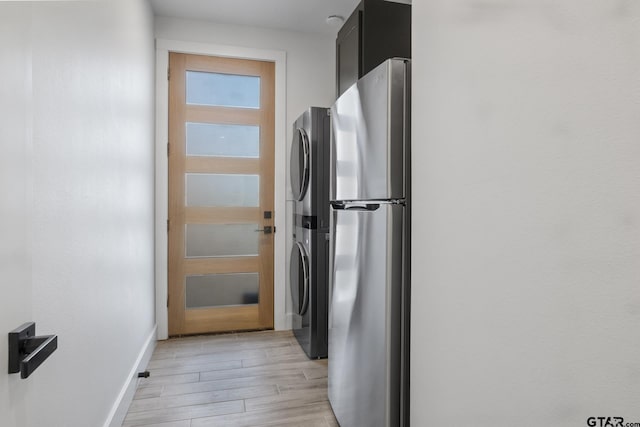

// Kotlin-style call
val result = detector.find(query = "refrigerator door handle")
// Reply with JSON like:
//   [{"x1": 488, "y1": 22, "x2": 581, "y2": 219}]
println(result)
[{"x1": 331, "y1": 203, "x2": 380, "y2": 211}]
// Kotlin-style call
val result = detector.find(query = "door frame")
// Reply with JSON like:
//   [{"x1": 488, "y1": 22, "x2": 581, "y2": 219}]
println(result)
[{"x1": 155, "y1": 39, "x2": 287, "y2": 340}]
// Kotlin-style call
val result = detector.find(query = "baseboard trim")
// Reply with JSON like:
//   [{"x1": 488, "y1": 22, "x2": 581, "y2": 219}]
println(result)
[{"x1": 104, "y1": 325, "x2": 157, "y2": 427}]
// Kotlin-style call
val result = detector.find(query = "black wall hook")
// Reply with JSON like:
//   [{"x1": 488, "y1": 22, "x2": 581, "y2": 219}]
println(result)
[{"x1": 8, "y1": 322, "x2": 58, "y2": 379}]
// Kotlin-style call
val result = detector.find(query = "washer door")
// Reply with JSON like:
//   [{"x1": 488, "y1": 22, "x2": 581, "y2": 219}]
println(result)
[
  {"x1": 289, "y1": 241, "x2": 310, "y2": 316},
  {"x1": 290, "y1": 128, "x2": 310, "y2": 201}
]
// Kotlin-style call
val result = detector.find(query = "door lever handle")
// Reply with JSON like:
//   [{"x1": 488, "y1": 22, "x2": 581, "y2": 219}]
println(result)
[
  {"x1": 9, "y1": 322, "x2": 58, "y2": 379},
  {"x1": 254, "y1": 226, "x2": 273, "y2": 234}
]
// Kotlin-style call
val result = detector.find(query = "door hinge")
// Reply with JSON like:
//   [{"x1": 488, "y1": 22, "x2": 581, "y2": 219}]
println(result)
[
  {"x1": 167, "y1": 219, "x2": 170, "y2": 232},
  {"x1": 167, "y1": 67, "x2": 170, "y2": 80},
  {"x1": 167, "y1": 295, "x2": 169, "y2": 307},
  {"x1": 273, "y1": 226, "x2": 276, "y2": 233},
  {"x1": 167, "y1": 142, "x2": 170, "y2": 157}
]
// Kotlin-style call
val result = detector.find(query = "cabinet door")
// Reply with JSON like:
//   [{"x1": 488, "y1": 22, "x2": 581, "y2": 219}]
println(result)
[
  {"x1": 336, "y1": 10, "x2": 361, "y2": 97},
  {"x1": 361, "y1": 0, "x2": 412, "y2": 76},
  {"x1": 335, "y1": 0, "x2": 411, "y2": 98}
]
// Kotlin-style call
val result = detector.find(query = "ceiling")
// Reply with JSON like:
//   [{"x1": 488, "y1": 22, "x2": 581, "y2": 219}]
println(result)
[{"x1": 149, "y1": 0, "x2": 362, "y2": 36}]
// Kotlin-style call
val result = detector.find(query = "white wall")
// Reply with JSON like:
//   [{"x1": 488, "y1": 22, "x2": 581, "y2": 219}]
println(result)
[
  {"x1": 0, "y1": 1, "x2": 156, "y2": 426},
  {"x1": 411, "y1": 1, "x2": 640, "y2": 425},
  {"x1": 154, "y1": 16, "x2": 336, "y2": 331}
]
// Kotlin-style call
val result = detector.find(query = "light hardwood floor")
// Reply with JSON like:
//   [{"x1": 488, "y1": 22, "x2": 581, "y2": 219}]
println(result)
[{"x1": 122, "y1": 330, "x2": 338, "y2": 427}]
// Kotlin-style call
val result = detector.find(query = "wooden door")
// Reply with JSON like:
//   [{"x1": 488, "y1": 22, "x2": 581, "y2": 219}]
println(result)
[{"x1": 168, "y1": 52, "x2": 275, "y2": 336}]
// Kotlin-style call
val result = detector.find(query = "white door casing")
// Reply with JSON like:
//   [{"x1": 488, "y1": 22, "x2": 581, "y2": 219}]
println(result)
[{"x1": 155, "y1": 39, "x2": 287, "y2": 339}]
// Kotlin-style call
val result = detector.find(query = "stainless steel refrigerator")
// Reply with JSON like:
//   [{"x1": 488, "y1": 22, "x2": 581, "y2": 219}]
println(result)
[{"x1": 328, "y1": 58, "x2": 410, "y2": 427}]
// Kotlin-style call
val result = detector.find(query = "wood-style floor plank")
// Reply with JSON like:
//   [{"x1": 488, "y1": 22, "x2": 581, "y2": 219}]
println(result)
[
  {"x1": 128, "y1": 384, "x2": 278, "y2": 413},
  {"x1": 131, "y1": 421, "x2": 190, "y2": 427},
  {"x1": 149, "y1": 359, "x2": 243, "y2": 377},
  {"x1": 157, "y1": 373, "x2": 307, "y2": 398},
  {"x1": 191, "y1": 402, "x2": 335, "y2": 427},
  {"x1": 244, "y1": 388, "x2": 328, "y2": 412},
  {"x1": 137, "y1": 372, "x2": 200, "y2": 387},
  {"x1": 148, "y1": 349, "x2": 267, "y2": 370},
  {"x1": 122, "y1": 399, "x2": 244, "y2": 426},
  {"x1": 123, "y1": 330, "x2": 337, "y2": 427}
]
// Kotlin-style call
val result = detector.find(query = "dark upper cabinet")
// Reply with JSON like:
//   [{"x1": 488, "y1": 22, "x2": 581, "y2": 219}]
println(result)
[{"x1": 336, "y1": 0, "x2": 411, "y2": 98}]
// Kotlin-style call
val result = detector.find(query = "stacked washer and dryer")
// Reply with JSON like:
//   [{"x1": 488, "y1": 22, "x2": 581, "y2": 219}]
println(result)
[{"x1": 289, "y1": 107, "x2": 331, "y2": 359}]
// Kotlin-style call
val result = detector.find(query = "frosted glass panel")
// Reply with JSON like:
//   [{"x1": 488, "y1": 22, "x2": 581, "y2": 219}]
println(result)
[
  {"x1": 186, "y1": 174, "x2": 259, "y2": 207},
  {"x1": 186, "y1": 71, "x2": 260, "y2": 108},
  {"x1": 186, "y1": 273, "x2": 259, "y2": 308},
  {"x1": 186, "y1": 123, "x2": 259, "y2": 158},
  {"x1": 185, "y1": 224, "x2": 259, "y2": 257}
]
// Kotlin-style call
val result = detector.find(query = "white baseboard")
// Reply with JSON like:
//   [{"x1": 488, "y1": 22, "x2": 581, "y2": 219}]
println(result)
[{"x1": 104, "y1": 325, "x2": 157, "y2": 427}]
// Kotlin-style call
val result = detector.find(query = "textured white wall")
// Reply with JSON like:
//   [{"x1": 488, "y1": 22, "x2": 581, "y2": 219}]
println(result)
[
  {"x1": 0, "y1": 1, "x2": 156, "y2": 426},
  {"x1": 155, "y1": 16, "x2": 336, "y2": 329},
  {"x1": 411, "y1": 1, "x2": 640, "y2": 425}
]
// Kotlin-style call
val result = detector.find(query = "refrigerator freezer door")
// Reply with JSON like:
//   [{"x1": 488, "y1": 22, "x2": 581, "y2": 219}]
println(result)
[
  {"x1": 328, "y1": 203, "x2": 405, "y2": 427},
  {"x1": 330, "y1": 59, "x2": 408, "y2": 202}
]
